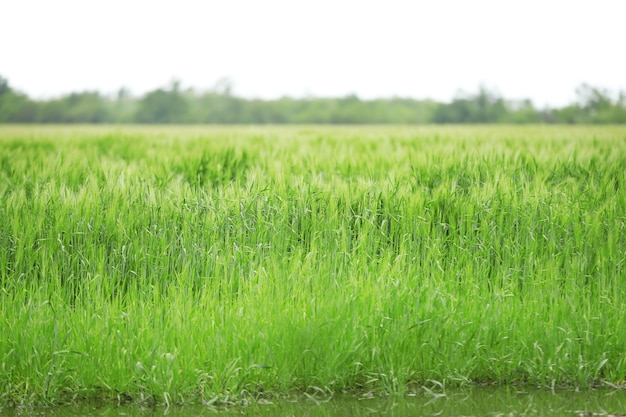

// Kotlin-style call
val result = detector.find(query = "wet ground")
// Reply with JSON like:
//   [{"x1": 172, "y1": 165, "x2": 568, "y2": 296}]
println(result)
[{"x1": 2, "y1": 386, "x2": 626, "y2": 417}]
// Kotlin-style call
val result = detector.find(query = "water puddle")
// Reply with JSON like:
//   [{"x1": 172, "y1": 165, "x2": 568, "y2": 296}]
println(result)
[{"x1": 2, "y1": 387, "x2": 626, "y2": 416}]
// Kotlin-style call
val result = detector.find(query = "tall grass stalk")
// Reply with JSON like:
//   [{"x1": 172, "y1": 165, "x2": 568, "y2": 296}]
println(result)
[{"x1": 1, "y1": 125, "x2": 625, "y2": 405}]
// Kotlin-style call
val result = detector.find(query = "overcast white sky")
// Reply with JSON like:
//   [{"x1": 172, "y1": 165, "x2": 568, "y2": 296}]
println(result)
[{"x1": 2, "y1": 0, "x2": 625, "y2": 107}]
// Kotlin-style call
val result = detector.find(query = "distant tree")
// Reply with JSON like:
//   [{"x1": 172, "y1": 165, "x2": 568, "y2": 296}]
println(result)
[
  {"x1": 0, "y1": 76, "x2": 9, "y2": 96},
  {"x1": 111, "y1": 87, "x2": 136, "y2": 123},
  {"x1": 576, "y1": 84, "x2": 612, "y2": 112},
  {"x1": 575, "y1": 84, "x2": 615, "y2": 123},
  {"x1": 36, "y1": 92, "x2": 111, "y2": 123},
  {"x1": 504, "y1": 99, "x2": 542, "y2": 124},
  {"x1": 211, "y1": 77, "x2": 234, "y2": 96},
  {"x1": 549, "y1": 84, "x2": 626, "y2": 124},
  {"x1": 331, "y1": 94, "x2": 366, "y2": 123},
  {"x1": 2, "y1": 74, "x2": 626, "y2": 124},
  {"x1": 433, "y1": 86, "x2": 507, "y2": 123},
  {"x1": 0, "y1": 75, "x2": 38, "y2": 122},
  {"x1": 135, "y1": 80, "x2": 189, "y2": 123},
  {"x1": 190, "y1": 78, "x2": 247, "y2": 123},
  {"x1": 65, "y1": 92, "x2": 111, "y2": 123}
]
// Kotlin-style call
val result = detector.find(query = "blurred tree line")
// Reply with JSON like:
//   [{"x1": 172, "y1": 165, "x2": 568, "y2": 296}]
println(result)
[{"x1": 1, "y1": 75, "x2": 625, "y2": 124}]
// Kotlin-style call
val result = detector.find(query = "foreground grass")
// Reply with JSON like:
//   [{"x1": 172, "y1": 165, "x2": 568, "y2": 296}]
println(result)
[{"x1": 1, "y1": 125, "x2": 625, "y2": 406}]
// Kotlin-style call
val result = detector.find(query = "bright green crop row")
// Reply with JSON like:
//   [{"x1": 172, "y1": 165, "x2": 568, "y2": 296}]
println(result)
[{"x1": 1, "y1": 125, "x2": 625, "y2": 406}]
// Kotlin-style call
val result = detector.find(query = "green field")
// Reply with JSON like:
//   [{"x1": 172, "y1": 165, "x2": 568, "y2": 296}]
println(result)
[{"x1": 1, "y1": 125, "x2": 625, "y2": 406}]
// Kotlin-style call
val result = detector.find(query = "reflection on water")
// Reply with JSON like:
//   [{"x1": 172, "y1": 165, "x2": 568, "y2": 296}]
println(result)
[{"x1": 2, "y1": 387, "x2": 626, "y2": 417}]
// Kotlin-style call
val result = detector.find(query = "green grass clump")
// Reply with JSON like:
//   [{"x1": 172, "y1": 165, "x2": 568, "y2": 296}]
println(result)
[{"x1": 1, "y1": 125, "x2": 625, "y2": 406}]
